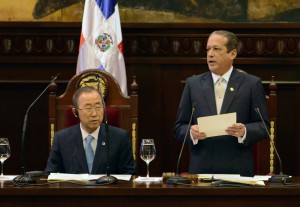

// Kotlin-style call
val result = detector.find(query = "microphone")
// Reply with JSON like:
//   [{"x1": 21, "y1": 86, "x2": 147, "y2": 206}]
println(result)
[
  {"x1": 95, "y1": 75, "x2": 118, "y2": 184},
  {"x1": 166, "y1": 103, "x2": 196, "y2": 184},
  {"x1": 13, "y1": 73, "x2": 60, "y2": 185},
  {"x1": 254, "y1": 107, "x2": 292, "y2": 183}
]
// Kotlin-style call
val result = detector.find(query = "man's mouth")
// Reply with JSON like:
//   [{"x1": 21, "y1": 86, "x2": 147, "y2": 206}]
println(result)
[
  {"x1": 90, "y1": 120, "x2": 99, "y2": 123},
  {"x1": 208, "y1": 60, "x2": 216, "y2": 65}
]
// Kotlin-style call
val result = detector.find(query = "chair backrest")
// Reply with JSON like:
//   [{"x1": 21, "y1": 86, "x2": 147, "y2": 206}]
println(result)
[
  {"x1": 48, "y1": 69, "x2": 138, "y2": 160},
  {"x1": 253, "y1": 76, "x2": 277, "y2": 175}
]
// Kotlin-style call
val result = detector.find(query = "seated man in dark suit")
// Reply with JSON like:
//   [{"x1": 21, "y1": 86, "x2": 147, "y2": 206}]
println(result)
[
  {"x1": 173, "y1": 30, "x2": 269, "y2": 177},
  {"x1": 45, "y1": 86, "x2": 135, "y2": 175}
]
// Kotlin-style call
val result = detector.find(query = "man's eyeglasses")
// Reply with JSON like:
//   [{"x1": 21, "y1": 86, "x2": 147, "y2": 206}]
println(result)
[{"x1": 77, "y1": 105, "x2": 102, "y2": 113}]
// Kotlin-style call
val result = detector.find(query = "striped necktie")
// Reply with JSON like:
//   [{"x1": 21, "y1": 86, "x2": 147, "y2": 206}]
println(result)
[
  {"x1": 215, "y1": 77, "x2": 226, "y2": 114},
  {"x1": 85, "y1": 135, "x2": 94, "y2": 174}
]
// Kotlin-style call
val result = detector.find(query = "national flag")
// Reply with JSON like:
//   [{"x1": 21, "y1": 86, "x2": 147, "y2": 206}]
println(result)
[{"x1": 76, "y1": 0, "x2": 127, "y2": 95}]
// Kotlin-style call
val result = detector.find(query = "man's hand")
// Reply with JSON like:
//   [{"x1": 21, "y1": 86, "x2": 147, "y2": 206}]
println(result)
[
  {"x1": 191, "y1": 125, "x2": 207, "y2": 140},
  {"x1": 226, "y1": 123, "x2": 245, "y2": 138}
]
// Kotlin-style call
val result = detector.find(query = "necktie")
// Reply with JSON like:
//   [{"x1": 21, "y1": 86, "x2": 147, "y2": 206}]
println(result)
[
  {"x1": 215, "y1": 77, "x2": 226, "y2": 114},
  {"x1": 85, "y1": 135, "x2": 94, "y2": 173}
]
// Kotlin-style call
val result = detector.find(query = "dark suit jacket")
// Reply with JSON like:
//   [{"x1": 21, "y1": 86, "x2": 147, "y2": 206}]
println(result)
[
  {"x1": 173, "y1": 68, "x2": 269, "y2": 176},
  {"x1": 44, "y1": 123, "x2": 135, "y2": 175}
]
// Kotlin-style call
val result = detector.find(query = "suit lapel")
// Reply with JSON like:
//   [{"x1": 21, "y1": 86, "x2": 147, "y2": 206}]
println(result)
[
  {"x1": 221, "y1": 69, "x2": 243, "y2": 114},
  {"x1": 73, "y1": 125, "x2": 89, "y2": 172},
  {"x1": 92, "y1": 124, "x2": 107, "y2": 173},
  {"x1": 203, "y1": 73, "x2": 217, "y2": 114}
]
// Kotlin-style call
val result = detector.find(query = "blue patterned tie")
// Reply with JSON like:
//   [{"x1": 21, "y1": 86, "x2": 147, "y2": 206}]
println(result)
[{"x1": 85, "y1": 135, "x2": 94, "y2": 174}]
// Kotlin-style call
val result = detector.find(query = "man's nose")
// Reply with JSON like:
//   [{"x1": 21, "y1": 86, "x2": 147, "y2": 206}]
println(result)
[{"x1": 207, "y1": 48, "x2": 214, "y2": 56}]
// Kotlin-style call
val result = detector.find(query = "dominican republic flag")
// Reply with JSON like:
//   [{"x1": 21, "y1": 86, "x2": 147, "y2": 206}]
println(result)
[{"x1": 76, "y1": 0, "x2": 127, "y2": 95}]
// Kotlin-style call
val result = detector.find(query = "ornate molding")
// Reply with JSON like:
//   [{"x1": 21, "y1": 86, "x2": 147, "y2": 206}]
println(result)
[
  {"x1": 1, "y1": 23, "x2": 300, "y2": 64},
  {"x1": 0, "y1": 36, "x2": 78, "y2": 56},
  {"x1": 124, "y1": 35, "x2": 300, "y2": 58}
]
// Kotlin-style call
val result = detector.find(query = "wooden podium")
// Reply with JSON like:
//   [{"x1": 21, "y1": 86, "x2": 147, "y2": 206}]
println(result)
[{"x1": 1, "y1": 176, "x2": 300, "y2": 207}]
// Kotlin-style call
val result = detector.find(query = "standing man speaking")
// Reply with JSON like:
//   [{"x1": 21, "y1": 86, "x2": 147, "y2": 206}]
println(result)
[{"x1": 173, "y1": 30, "x2": 269, "y2": 176}]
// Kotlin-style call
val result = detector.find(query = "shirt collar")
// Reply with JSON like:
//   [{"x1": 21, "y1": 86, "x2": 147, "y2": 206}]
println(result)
[
  {"x1": 211, "y1": 66, "x2": 233, "y2": 84},
  {"x1": 80, "y1": 124, "x2": 100, "y2": 141}
]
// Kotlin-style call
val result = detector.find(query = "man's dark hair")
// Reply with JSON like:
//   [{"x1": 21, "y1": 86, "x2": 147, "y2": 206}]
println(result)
[
  {"x1": 72, "y1": 86, "x2": 101, "y2": 108},
  {"x1": 210, "y1": 30, "x2": 238, "y2": 53}
]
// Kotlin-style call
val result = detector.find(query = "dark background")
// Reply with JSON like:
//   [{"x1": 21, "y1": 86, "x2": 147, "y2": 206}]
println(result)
[{"x1": 0, "y1": 22, "x2": 300, "y2": 177}]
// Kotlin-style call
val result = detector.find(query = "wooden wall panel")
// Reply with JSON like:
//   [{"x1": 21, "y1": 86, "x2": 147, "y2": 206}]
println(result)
[{"x1": 1, "y1": 22, "x2": 300, "y2": 176}]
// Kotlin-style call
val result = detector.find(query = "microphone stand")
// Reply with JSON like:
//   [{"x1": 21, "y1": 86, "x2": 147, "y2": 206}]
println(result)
[
  {"x1": 166, "y1": 104, "x2": 196, "y2": 184},
  {"x1": 255, "y1": 108, "x2": 292, "y2": 183},
  {"x1": 14, "y1": 74, "x2": 60, "y2": 185},
  {"x1": 96, "y1": 76, "x2": 118, "y2": 184}
]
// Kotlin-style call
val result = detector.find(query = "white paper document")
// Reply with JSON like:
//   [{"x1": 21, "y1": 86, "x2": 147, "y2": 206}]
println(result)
[
  {"x1": 134, "y1": 176, "x2": 162, "y2": 182},
  {"x1": 197, "y1": 112, "x2": 236, "y2": 137},
  {"x1": 198, "y1": 174, "x2": 265, "y2": 186},
  {"x1": 253, "y1": 175, "x2": 272, "y2": 181},
  {"x1": 47, "y1": 173, "x2": 131, "y2": 181},
  {"x1": 198, "y1": 174, "x2": 240, "y2": 180},
  {"x1": 0, "y1": 175, "x2": 17, "y2": 181}
]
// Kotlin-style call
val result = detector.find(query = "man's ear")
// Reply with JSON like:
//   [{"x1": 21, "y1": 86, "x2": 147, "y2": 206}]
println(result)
[
  {"x1": 230, "y1": 49, "x2": 237, "y2": 60},
  {"x1": 72, "y1": 107, "x2": 78, "y2": 117}
]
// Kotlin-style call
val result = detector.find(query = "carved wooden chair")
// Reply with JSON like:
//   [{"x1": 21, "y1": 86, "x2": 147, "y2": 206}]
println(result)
[
  {"x1": 48, "y1": 69, "x2": 138, "y2": 160},
  {"x1": 253, "y1": 76, "x2": 277, "y2": 175}
]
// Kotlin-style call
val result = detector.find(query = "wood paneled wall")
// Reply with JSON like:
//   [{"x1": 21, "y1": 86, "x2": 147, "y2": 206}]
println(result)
[{"x1": 1, "y1": 22, "x2": 300, "y2": 176}]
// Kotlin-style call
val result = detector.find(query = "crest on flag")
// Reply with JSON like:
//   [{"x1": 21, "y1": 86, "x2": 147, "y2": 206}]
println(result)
[{"x1": 95, "y1": 33, "x2": 114, "y2": 52}]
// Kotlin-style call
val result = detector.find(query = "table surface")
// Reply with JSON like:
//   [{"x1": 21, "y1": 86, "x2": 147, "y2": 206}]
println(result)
[{"x1": 1, "y1": 176, "x2": 300, "y2": 207}]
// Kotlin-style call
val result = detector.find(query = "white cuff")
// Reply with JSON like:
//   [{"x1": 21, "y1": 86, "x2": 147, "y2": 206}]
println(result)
[
  {"x1": 238, "y1": 127, "x2": 247, "y2": 144},
  {"x1": 190, "y1": 129, "x2": 198, "y2": 145}
]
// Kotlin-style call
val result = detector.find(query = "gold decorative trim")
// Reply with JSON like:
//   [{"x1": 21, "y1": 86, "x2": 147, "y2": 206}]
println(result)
[
  {"x1": 132, "y1": 123, "x2": 136, "y2": 160},
  {"x1": 77, "y1": 73, "x2": 108, "y2": 98},
  {"x1": 269, "y1": 121, "x2": 275, "y2": 174},
  {"x1": 51, "y1": 123, "x2": 55, "y2": 147}
]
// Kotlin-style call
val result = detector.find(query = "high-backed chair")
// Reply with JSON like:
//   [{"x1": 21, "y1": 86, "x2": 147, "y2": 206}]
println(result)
[
  {"x1": 48, "y1": 69, "x2": 138, "y2": 160},
  {"x1": 253, "y1": 76, "x2": 277, "y2": 175}
]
